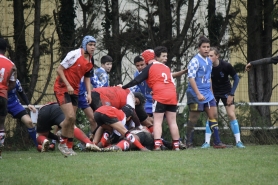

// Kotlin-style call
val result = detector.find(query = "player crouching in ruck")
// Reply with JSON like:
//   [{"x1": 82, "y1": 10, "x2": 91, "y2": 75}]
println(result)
[
  {"x1": 94, "y1": 104, "x2": 149, "y2": 152},
  {"x1": 36, "y1": 102, "x2": 100, "y2": 153}
]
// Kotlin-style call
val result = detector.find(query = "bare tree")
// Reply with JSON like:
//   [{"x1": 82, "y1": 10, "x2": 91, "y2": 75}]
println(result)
[
  {"x1": 247, "y1": 0, "x2": 275, "y2": 124},
  {"x1": 27, "y1": 0, "x2": 41, "y2": 100},
  {"x1": 12, "y1": 0, "x2": 29, "y2": 90}
]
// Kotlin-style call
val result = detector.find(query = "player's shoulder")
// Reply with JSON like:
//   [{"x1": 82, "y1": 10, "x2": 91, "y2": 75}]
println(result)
[
  {"x1": 0, "y1": 55, "x2": 15, "y2": 66},
  {"x1": 152, "y1": 61, "x2": 168, "y2": 68},
  {"x1": 190, "y1": 56, "x2": 199, "y2": 64},
  {"x1": 220, "y1": 60, "x2": 233, "y2": 68}
]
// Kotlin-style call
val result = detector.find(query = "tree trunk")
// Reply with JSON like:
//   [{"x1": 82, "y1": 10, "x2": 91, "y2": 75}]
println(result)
[
  {"x1": 28, "y1": 0, "x2": 41, "y2": 100},
  {"x1": 247, "y1": 0, "x2": 273, "y2": 125},
  {"x1": 13, "y1": 0, "x2": 29, "y2": 91},
  {"x1": 158, "y1": 0, "x2": 172, "y2": 66},
  {"x1": 108, "y1": 0, "x2": 122, "y2": 86},
  {"x1": 58, "y1": 0, "x2": 76, "y2": 59}
]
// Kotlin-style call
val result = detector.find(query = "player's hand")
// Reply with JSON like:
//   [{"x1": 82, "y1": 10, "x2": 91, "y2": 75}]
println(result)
[
  {"x1": 67, "y1": 85, "x2": 74, "y2": 94},
  {"x1": 184, "y1": 68, "x2": 188, "y2": 74},
  {"x1": 245, "y1": 63, "x2": 252, "y2": 72},
  {"x1": 86, "y1": 94, "x2": 92, "y2": 104},
  {"x1": 227, "y1": 96, "x2": 233, "y2": 106},
  {"x1": 28, "y1": 105, "x2": 36, "y2": 113},
  {"x1": 117, "y1": 84, "x2": 123, "y2": 88},
  {"x1": 197, "y1": 94, "x2": 205, "y2": 101}
]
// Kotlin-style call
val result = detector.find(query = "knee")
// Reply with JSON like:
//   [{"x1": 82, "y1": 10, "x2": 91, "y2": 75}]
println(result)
[
  {"x1": 25, "y1": 120, "x2": 34, "y2": 128},
  {"x1": 227, "y1": 112, "x2": 236, "y2": 120},
  {"x1": 67, "y1": 114, "x2": 76, "y2": 123}
]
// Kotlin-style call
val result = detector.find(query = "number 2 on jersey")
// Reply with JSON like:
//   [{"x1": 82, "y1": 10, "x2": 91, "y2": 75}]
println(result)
[{"x1": 162, "y1": 73, "x2": 169, "y2": 83}]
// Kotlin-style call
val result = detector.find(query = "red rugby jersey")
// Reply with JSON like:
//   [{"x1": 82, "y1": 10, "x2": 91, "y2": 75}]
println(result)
[
  {"x1": 93, "y1": 86, "x2": 131, "y2": 108},
  {"x1": 95, "y1": 105, "x2": 125, "y2": 121},
  {"x1": 0, "y1": 54, "x2": 16, "y2": 99},
  {"x1": 54, "y1": 48, "x2": 93, "y2": 95},
  {"x1": 146, "y1": 61, "x2": 177, "y2": 105}
]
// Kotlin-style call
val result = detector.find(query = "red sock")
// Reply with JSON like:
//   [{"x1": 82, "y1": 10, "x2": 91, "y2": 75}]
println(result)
[
  {"x1": 59, "y1": 136, "x2": 68, "y2": 144},
  {"x1": 125, "y1": 132, "x2": 144, "y2": 149},
  {"x1": 154, "y1": 139, "x2": 162, "y2": 149},
  {"x1": 172, "y1": 140, "x2": 179, "y2": 150},
  {"x1": 100, "y1": 132, "x2": 110, "y2": 147},
  {"x1": 74, "y1": 127, "x2": 91, "y2": 144},
  {"x1": 147, "y1": 125, "x2": 154, "y2": 133},
  {"x1": 116, "y1": 140, "x2": 130, "y2": 151},
  {"x1": 37, "y1": 135, "x2": 48, "y2": 145},
  {"x1": 67, "y1": 138, "x2": 74, "y2": 149}
]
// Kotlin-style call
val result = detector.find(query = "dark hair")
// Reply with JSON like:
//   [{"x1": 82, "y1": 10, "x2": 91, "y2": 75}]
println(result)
[
  {"x1": 154, "y1": 46, "x2": 168, "y2": 58},
  {"x1": 197, "y1": 35, "x2": 210, "y2": 47},
  {"x1": 210, "y1": 47, "x2": 220, "y2": 56},
  {"x1": 133, "y1": 92, "x2": 146, "y2": 105},
  {"x1": 0, "y1": 38, "x2": 7, "y2": 52},
  {"x1": 133, "y1": 55, "x2": 144, "y2": 64},
  {"x1": 121, "y1": 104, "x2": 134, "y2": 118},
  {"x1": 101, "y1": 55, "x2": 113, "y2": 64}
]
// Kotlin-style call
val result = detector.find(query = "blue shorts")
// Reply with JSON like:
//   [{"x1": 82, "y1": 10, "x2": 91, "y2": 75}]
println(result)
[
  {"x1": 188, "y1": 99, "x2": 217, "y2": 112},
  {"x1": 8, "y1": 100, "x2": 27, "y2": 118},
  {"x1": 145, "y1": 106, "x2": 152, "y2": 114},
  {"x1": 78, "y1": 94, "x2": 90, "y2": 109}
]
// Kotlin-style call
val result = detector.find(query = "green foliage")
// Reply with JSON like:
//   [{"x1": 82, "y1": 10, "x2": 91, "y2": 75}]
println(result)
[
  {"x1": 233, "y1": 62, "x2": 246, "y2": 76},
  {"x1": 207, "y1": 12, "x2": 224, "y2": 46},
  {"x1": 1, "y1": 146, "x2": 278, "y2": 185},
  {"x1": 4, "y1": 118, "x2": 34, "y2": 151},
  {"x1": 75, "y1": 108, "x2": 90, "y2": 135}
]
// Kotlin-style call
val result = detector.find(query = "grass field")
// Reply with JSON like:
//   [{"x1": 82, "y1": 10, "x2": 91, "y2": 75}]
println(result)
[{"x1": 1, "y1": 145, "x2": 277, "y2": 185}]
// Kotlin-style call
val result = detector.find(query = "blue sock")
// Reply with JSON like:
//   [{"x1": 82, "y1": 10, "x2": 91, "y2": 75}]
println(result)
[
  {"x1": 230, "y1": 119, "x2": 241, "y2": 143},
  {"x1": 209, "y1": 120, "x2": 221, "y2": 144},
  {"x1": 205, "y1": 120, "x2": 211, "y2": 134},
  {"x1": 188, "y1": 131, "x2": 194, "y2": 143},
  {"x1": 28, "y1": 127, "x2": 38, "y2": 147},
  {"x1": 205, "y1": 120, "x2": 212, "y2": 144},
  {"x1": 186, "y1": 121, "x2": 195, "y2": 145},
  {"x1": 230, "y1": 120, "x2": 240, "y2": 134}
]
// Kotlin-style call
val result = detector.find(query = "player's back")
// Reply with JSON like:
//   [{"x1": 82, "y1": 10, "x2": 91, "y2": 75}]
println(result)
[
  {"x1": 94, "y1": 86, "x2": 130, "y2": 108},
  {"x1": 146, "y1": 62, "x2": 177, "y2": 105}
]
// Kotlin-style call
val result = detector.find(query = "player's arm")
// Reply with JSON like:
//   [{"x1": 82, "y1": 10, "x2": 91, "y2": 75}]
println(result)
[
  {"x1": 122, "y1": 64, "x2": 151, "y2": 89},
  {"x1": 188, "y1": 78, "x2": 204, "y2": 101},
  {"x1": 56, "y1": 65, "x2": 73, "y2": 94},
  {"x1": 187, "y1": 58, "x2": 205, "y2": 101},
  {"x1": 172, "y1": 68, "x2": 188, "y2": 78},
  {"x1": 245, "y1": 56, "x2": 278, "y2": 71},
  {"x1": 84, "y1": 70, "x2": 92, "y2": 104},
  {"x1": 229, "y1": 69, "x2": 240, "y2": 97},
  {"x1": 210, "y1": 78, "x2": 214, "y2": 94},
  {"x1": 16, "y1": 80, "x2": 36, "y2": 112},
  {"x1": 8, "y1": 65, "x2": 17, "y2": 90}
]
